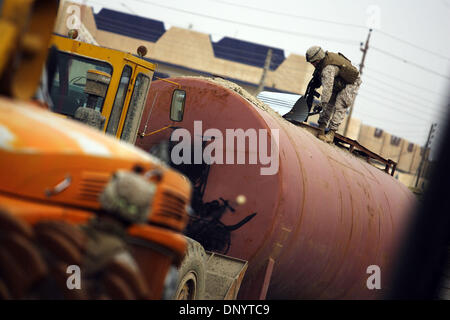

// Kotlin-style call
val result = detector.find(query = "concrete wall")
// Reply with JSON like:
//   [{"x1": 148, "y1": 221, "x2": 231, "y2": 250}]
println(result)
[
  {"x1": 339, "y1": 117, "x2": 361, "y2": 140},
  {"x1": 395, "y1": 171, "x2": 427, "y2": 190},
  {"x1": 397, "y1": 141, "x2": 419, "y2": 172},
  {"x1": 357, "y1": 125, "x2": 423, "y2": 177},
  {"x1": 410, "y1": 146, "x2": 423, "y2": 174},
  {"x1": 358, "y1": 125, "x2": 385, "y2": 155},
  {"x1": 379, "y1": 133, "x2": 404, "y2": 162}
]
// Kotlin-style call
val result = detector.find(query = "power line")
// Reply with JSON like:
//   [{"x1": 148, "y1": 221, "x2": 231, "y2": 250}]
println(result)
[
  {"x1": 212, "y1": 0, "x2": 450, "y2": 62},
  {"x1": 365, "y1": 66, "x2": 450, "y2": 99},
  {"x1": 363, "y1": 72, "x2": 449, "y2": 103},
  {"x1": 128, "y1": 0, "x2": 360, "y2": 45},
  {"x1": 355, "y1": 110, "x2": 424, "y2": 126},
  {"x1": 371, "y1": 47, "x2": 450, "y2": 80},
  {"x1": 344, "y1": 28, "x2": 372, "y2": 136},
  {"x1": 374, "y1": 30, "x2": 450, "y2": 62},
  {"x1": 120, "y1": 2, "x2": 137, "y2": 15},
  {"x1": 210, "y1": 0, "x2": 368, "y2": 30},
  {"x1": 357, "y1": 94, "x2": 431, "y2": 121},
  {"x1": 393, "y1": 129, "x2": 434, "y2": 135},
  {"x1": 360, "y1": 89, "x2": 442, "y2": 121},
  {"x1": 360, "y1": 90, "x2": 440, "y2": 120},
  {"x1": 360, "y1": 78, "x2": 445, "y2": 116}
]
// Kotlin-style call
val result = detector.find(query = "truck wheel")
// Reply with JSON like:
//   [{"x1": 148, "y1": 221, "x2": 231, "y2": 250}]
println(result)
[
  {"x1": 0, "y1": 209, "x2": 150, "y2": 299},
  {"x1": 174, "y1": 237, "x2": 206, "y2": 300}
]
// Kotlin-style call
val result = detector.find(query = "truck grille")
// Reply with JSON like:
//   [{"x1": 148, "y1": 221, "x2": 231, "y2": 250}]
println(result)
[
  {"x1": 150, "y1": 190, "x2": 188, "y2": 232},
  {"x1": 77, "y1": 172, "x2": 110, "y2": 203}
]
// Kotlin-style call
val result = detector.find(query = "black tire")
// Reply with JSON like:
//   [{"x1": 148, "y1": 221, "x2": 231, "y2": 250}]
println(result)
[
  {"x1": 438, "y1": 248, "x2": 450, "y2": 300},
  {"x1": 0, "y1": 209, "x2": 150, "y2": 300},
  {"x1": 174, "y1": 237, "x2": 206, "y2": 300}
]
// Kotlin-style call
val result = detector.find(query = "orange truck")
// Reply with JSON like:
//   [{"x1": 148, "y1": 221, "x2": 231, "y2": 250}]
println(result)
[{"x1": 0, "y1": 0, "x2": 194, "y2": 299}]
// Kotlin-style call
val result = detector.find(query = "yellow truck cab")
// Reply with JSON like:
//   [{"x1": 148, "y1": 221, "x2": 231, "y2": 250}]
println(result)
[{"x1": 49, "y1": 34, "x2": 156, "y2": 144}]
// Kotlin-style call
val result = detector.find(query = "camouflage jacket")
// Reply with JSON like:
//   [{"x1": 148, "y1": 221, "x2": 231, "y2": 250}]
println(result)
[{"x1": 320, "y1": 65, "x2": 342, "y2": 104}]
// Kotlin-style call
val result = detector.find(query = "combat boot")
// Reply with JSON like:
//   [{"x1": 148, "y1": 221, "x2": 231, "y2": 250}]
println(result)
[
  {"x1": 318, "y1": 130, "x2": 335, "y2": 144},
  {"x1": 317, "y1": 123, "x2": 327, "y2": 137}
]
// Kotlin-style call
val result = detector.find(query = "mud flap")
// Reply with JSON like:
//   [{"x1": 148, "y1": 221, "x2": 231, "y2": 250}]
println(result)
[
  {"x1": 203, "y1": 251, "x2": 248, "y2": 300},
  {"x1": 237, "y1": 258, "x2": 274, "y2": 300}
]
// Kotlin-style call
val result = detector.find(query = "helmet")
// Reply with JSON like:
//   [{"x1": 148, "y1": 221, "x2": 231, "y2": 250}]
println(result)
[{"x1": 306, "y1": 46, "x2": 325, "y2": 63}]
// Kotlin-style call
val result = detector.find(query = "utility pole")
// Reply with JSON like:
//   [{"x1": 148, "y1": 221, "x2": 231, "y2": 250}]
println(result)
[
  {"x1": 257, "y1": 49, "x2": 272, "y2": 94},
  {"x1": 415, "y1": 123, "x2": 437, "y2": 188},
  {"x1": 343, "y1": 28, "x2": 372, "y2": 137}
]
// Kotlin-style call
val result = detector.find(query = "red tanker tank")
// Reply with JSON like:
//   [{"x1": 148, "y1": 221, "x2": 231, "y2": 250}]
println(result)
[{"x1": 135, "y1": 77, "x2": 416, "y2": 299}]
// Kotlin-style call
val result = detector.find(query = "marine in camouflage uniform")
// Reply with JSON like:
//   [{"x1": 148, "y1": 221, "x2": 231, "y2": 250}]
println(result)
[{"x1": 305, "y1": 46, "x2": 362, "y2": 143}]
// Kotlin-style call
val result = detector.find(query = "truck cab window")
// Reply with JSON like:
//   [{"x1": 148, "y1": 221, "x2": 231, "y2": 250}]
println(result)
[
  {"x1": 49, "y1": 51, "x2": 112, "y2": 117},
  {"x1": 121, "y1": 73, "x2": 150, "y2": 143},
  {"x1": 106, "y1": 65, "x2": 132, "y2": 136}
]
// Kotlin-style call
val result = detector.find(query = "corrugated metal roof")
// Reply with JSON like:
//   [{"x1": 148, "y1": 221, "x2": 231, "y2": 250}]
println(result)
[
  {"x1": 94, "y1": 9, "x2": 166, "y2": 43},
  {"x1": 212, "y1": 37, "x2": 285, "y2": 70},
  {"x1": 256, "y1": 91, "x2": 301, "y2": 115}
]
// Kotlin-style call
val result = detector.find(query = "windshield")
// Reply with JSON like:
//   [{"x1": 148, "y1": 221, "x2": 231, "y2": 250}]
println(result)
[
  {"x1": 106, "y1": 65, "x2": 132, "y2": 136},
  {"x1": 49, "y1": 51, "x2": 112, "y2": 117},
  {"x1": 120, "y1": 73, "x2": 150, "y2": 142}
]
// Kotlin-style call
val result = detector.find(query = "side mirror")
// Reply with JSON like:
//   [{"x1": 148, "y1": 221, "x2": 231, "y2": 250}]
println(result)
[{"x1": 170, "y1": 89, "x2": 186, "y2": 122}]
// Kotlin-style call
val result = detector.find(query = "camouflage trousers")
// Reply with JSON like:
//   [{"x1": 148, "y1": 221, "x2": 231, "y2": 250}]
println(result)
[{"x1": 318, "y1": 78, "x2": 362, "y2": 131}]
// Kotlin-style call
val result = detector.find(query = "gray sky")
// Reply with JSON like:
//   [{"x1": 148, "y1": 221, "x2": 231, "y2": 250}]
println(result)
[{"x1": 77, "y1": 0, "x2": 450, "y2": 150}]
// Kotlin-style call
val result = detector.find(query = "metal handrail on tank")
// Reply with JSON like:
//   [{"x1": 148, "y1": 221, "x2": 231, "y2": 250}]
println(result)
[{"x1": 298, "y1": 122, "x2": 398, "y2": 176}]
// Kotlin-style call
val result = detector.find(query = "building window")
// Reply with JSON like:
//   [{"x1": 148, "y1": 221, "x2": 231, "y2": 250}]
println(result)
[
  {"x1": 407, "y1": 143, "x2": 414, "y2": 152},
  {"x1": 374, "y1": 128, "x2": 383, "y2": 138},
  {"x1": 390, "y1": 135, "x2": 401, "y2": 146}
]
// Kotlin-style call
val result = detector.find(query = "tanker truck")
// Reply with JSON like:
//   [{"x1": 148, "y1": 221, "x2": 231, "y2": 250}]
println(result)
[{"x1": 133, "y1": 76, "x2": 417, "y2": 299}]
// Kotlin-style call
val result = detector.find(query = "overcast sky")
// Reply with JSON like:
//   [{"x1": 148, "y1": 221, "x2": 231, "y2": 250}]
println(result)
[{"x1": 76, "y1": 0, "x2": 450, "y2": 150}]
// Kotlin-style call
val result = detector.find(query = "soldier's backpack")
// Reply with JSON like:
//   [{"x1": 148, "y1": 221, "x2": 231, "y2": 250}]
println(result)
[{"x1": 323, "y1": 51, "x2": 360, "y2": 85}]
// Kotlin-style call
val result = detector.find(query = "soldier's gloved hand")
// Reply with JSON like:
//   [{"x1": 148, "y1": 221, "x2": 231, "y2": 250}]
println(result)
[{"x1": 313, "y1": 103, "x2": 323, "y2": 114}]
